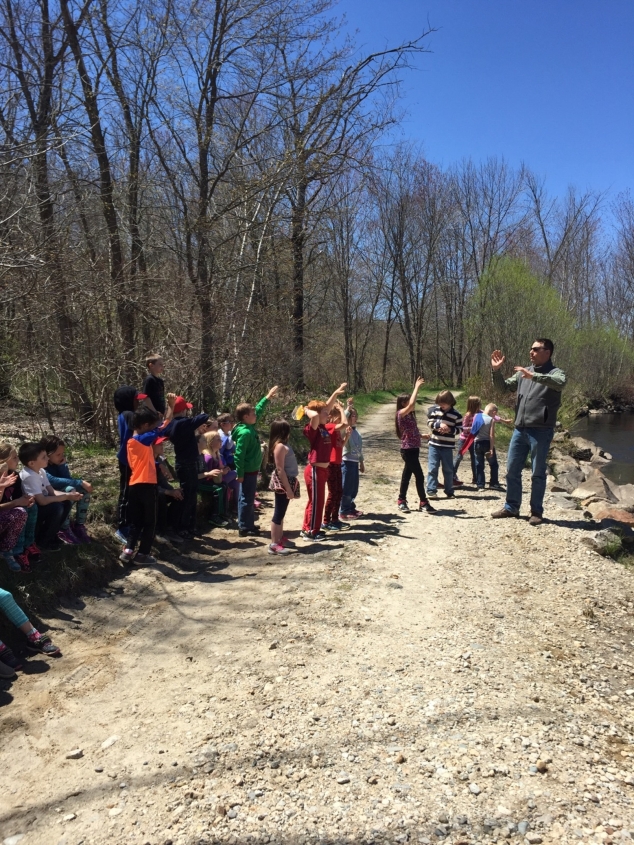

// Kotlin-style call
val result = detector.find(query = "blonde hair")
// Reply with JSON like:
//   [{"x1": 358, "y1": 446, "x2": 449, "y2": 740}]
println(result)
[
  {"x1": 202, "y1": 430, "x2": 221, "y2": 455},
  {"x1": 484, "y1": 403, "x2": 498, "y2": 415},
  {"x1": 0, "y1": 441, "x2": 16, "y2": 462},
  {"x1": 466, "y1": 396, "x2": 481, "y2": 415}
]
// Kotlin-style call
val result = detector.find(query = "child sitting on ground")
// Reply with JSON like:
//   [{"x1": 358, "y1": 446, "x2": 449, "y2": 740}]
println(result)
[
  {"x1": 0, "y1": 453, "x2": 30, "y2": 573},
  {"x1": 161, "y1": 393, "x2": 210, "y2": 539},
  {"x1": 0, "y1": 585, "x2": 61, "y2": 677},
  {"x1": 233, "y1": 386, "x2": 279, "y2": 537},
  {"x1": 340, "y1": 398, "x2": 365, "y2": 519},
  {"x1": 0, "y1": 442, "x2": 39, "y2": 571},
  {"x1": 19, "y1": 442, "x2": 83, "y2": 550},
  {"x1": 41, "y1": 435, "x2": 92, "y2": 544},
  {"x1": 142, "y1": 353, "x2": 166, "y2": 416},
  {"x1": 426, "y1": 390, "x2": 463, "y2": 500}
]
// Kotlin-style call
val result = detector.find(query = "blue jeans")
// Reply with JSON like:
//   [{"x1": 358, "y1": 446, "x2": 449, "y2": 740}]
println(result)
[
  {"x1": 427, "y1": 445, "x2": 455, "y2": 496},
  {"x1": 505, "y1": 427, "x2": 554, "y2": 516},
  {"x1": 454, "y1": 442, "x2": 476, "y2": 482},
  {"x1": 340, "y1": 461, "x2": 360, "y2": 514},
  {"x1": 238, "y1": 472, "x2": 258, "y2": 531},
  {"x1": 474, "y1": 440, "x2": 499, "y2": 487}
]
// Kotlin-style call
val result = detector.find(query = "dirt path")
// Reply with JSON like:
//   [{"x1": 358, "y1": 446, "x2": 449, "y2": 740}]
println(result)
[{"x1": 1, "y1": 403, "x2": 634, "y2": 845}]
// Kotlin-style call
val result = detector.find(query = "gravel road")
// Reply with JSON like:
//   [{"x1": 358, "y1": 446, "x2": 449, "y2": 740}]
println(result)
[{"x1": 1, "y1": 402, "x2": 633, "y2": 845}]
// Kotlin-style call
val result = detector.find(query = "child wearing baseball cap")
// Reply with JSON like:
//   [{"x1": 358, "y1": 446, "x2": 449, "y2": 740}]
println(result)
[{"x1": 161, "y1": 393, "x2": 210, "y2": 539}]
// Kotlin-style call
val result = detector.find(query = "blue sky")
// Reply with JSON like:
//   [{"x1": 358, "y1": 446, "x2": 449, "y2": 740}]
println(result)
[{"x1": 339, "y1": 0, "x2": 634, "y2": 200}]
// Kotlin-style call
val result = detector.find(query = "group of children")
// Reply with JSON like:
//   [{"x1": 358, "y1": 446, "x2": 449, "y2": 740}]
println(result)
[{"x1": 395, "y1": 379, "x2": 507, "y2": 513}]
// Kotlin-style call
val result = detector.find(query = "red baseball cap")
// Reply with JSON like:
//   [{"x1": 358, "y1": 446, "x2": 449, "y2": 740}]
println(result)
[
  {"x1": 154, "y1": 436, "x2": 169, "y2": 445},
  {"x1": 173, "y1": 396, "x2": 193, "y2": 414},
  {"x1": 136, "y1": 392, "x2": 148, "y2": 400}
]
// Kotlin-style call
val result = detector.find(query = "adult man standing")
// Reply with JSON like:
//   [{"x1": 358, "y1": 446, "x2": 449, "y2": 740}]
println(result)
[{"x1": 490, "y1": 339, "x2": 566, "y2": 526}]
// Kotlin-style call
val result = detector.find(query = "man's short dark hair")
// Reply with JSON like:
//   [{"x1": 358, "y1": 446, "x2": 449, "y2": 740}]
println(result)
[
  {"x1": 132, "y1": 407, "x2": 160, "y2": 430},
  {"x1": 19, "y1": 441, "x2": 46, "y2": 466},
  {"x1": 535, "y1": 338, "x2": 554, "y2": 355}
]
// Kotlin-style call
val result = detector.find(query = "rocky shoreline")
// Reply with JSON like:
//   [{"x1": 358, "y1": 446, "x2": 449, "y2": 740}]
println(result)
[{"x1": 548, "y1": 434, "x2": 634, "y2": 557}]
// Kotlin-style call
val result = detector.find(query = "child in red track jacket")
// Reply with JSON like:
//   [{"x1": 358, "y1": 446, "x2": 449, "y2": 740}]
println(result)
[{"x1": 301, "y1": 383, "x2": 347, "y2": 542}]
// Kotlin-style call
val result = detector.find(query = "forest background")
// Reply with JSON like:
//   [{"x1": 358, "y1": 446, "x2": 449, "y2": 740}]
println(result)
[{"x1": 2, "y1": 0, "x2": 634, "y2": 442}]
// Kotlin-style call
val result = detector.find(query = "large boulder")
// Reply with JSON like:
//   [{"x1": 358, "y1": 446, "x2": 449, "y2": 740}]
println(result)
[
  {"x1": 551, "y1": 467, "x2": 586, "y2": 493},
  {"x1": 594, "y1": 507, "x2": 634, "y2": 527},
  {"x1": 571, "y1": 468, "x2": 619, "y2": 503},
  {"x1": 616, "y1": 483, "x2": 634, "y2": 508},
  {"x1": 570, "y1": 436, "x2": 598, "y2": 462}
]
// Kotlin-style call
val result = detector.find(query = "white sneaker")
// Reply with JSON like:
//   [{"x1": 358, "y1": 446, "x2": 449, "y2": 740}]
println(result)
[{"x1": 269, "y1": 543, "x2": 291, "y2": 555}]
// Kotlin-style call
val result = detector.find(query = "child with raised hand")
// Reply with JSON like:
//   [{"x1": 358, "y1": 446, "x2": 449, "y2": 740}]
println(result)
[
  {"x1": 301, "y1": 382, "x2": 347, "y2": 541},
  {"x1": 268, "y1": 420, "x2": 300, "y2": 556},
  {"x1": 142, "y1": 353, "x2": 166, "y2": 416},
  {"x1": 119, "y1": 406, "x2": 170, "y2": 565},
  {"x1": 395, "y1": 378, "x2": 435, "y2": 514},
  {"x1": 233, "y1": 385, "x2": 279, "y2": 537},
  {"x1": 340, "y1": 398, "x2": 364, "y2": 520},
  {"x1": 161, "y1": 393, "x2": 210, "y2": 539},
  {"x1": 0, "y1": 586, "x2": 61, "y2": 675},
  {"x1": 453, "y1": 395, "x2": 481, "y2": 487},
  {"x1": 19, "y1": 442, "x2": 83, "y2": 550},
  {"x1": 114, "y1": 386, "x2": 148, "y2": 543},
  {"x1": 322, "y1": 402, "x2": 350, "y2": 532},
  {"x1": 40, "y1": 435, "x2": 92, "y2": 544},
  {"x1": 426, "y1": 390, "x2": 463, "y2": 500}
]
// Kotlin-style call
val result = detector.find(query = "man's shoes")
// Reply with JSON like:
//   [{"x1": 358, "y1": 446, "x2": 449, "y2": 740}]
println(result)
[
  {"x1": 491, "y1": 507, "x2": 519, "y2": 519},
  {"x1": 528, "y1": 513, "x2": 543, "y2": 526}
]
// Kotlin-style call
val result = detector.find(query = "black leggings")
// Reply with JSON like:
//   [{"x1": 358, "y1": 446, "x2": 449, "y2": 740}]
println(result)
[
  {"x1": 399, "y1": 448, "x2": 426, "y2": 502},
  {"x1": 127, "y1": 484, "x2": 157, "y2": 554},
  {"x1": 272, "y1": 492, "x2": 290, "y2": 526}
]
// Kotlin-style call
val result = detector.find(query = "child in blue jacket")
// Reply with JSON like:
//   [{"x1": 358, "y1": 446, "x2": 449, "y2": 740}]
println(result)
[{"x1": 41, "y1": 435, "x2": 93, "y2": 544}]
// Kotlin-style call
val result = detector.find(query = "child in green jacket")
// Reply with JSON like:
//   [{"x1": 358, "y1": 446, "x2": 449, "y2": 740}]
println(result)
[{"x1": 234, "y1": 385, "x2": 278, "y2": 536}]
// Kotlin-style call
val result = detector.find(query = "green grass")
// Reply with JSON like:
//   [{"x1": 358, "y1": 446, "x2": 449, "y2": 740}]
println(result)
[{"x1": 350, "y1": 390, "x2": 400, "y2": 419}]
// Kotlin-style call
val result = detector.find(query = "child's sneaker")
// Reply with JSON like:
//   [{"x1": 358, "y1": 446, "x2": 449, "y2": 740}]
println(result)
[
  {"x1": 119, "y1": 548, "x2": 136, "y2": 564},
  {"x1": 134, "y1": 553, "x2": 157, "y2": 565},
  {"x1": 321, "y1": 522, "x2": 340, "y2": 532},
  {"x1": 419, "y1": 500, "x2": 437, "y2": 514},
  {"x1": 339, "y1": 512, "x2": 357, "y2": 520},
  {"x1": 114, "y1": 529, "x2": 128, "y2": 545},
  {"x1": 25, "y1": 543, "x2": 41, "y2": 564},
  {"x1": 352, "y1": 509, "x2": 364, "y2": 517},
  {"x1": 2, "y1": 553, "x2": 22, "y2": 572},
  {"x1": 0, "y1": 659, "x2": 15, "y2": 678},
  {"x1": 281, "y1": 536, "x2": 296, "y2": 548},
  {"x1": 209, "y1": 516, "x2": 229, "y2": 527},
  {"x1": 397, "y1": 500, "x2": 410, "y2": 513},
  {"x1": 58, "y1": 528, "x2": 80, "y2": 545},
  {"x1": 15, "y1": 553, "x2": 32, "y2": 572},
  {"x1": 300, "y1": 530, "x2": 327, "y2": 542},
  {"x1": 26, "y1": 633, "x2": 61, "y2": 656},
  {"x1": 332, "y1": 520, "x2": 351, "y2": 531},
  {"x1": 426, "y1": 492, "x2": 438, "y2": 499},
  {"x1": 268, "y1": 543, "x2": 291, "y2": 556},
  {"x1": 0, "y1": 645, "x2": 22, "y2": 670},
  {"x1": 444, "y1": 491, "x2": 456, "y2": 499},
  {"x1": 72, "y1": 523, "x2": 91, "y2": 543}
]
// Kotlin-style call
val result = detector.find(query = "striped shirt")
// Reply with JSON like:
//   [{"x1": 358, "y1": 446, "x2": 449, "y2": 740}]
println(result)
[{"x1": 427, "y1": 405, "x2": 463, "y2": 448}]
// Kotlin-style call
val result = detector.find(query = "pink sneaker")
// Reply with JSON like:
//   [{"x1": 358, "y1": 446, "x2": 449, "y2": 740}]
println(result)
[
  {"x1": 72, "y1": 523, "x2": 91, "y2": 543},
  {"x1": 353, "y1": 509, "x2": 364, "y2": 517},
  {"x1": 339, "y1": 512, "x2": 358, "y2": 520},
  {"x1": 58, "y1": 528, "x2": 80, "y2": 545},
  {"x1": 268, "y1": 543, "x2": 291, "y2": 556},
  {"x1": 281, "y1": 535, "x2": 296, "y2": 548}
]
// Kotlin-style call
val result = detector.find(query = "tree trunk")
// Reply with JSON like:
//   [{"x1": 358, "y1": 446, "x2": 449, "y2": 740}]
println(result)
[{"x1": 291, "y1": 181, "x2": 307, "y2": 389}]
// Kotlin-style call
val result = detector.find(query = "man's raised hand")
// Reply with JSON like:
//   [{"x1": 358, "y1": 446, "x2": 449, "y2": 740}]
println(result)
[{"x1": 491, "y1": 350, "x2": 505, "y2": 371}]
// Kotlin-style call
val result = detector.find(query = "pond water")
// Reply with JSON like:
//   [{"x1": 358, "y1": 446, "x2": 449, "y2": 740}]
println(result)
[{"x1": 572, "y1": 413, "x2": 634, "y2": 485}]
